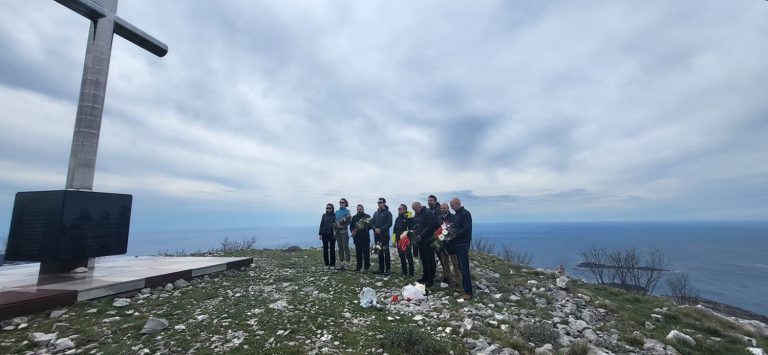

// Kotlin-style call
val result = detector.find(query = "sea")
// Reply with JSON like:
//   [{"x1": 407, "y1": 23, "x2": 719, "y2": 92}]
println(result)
[{"x1": 124, "y1": 221, "x2": 767, "y2": 316}]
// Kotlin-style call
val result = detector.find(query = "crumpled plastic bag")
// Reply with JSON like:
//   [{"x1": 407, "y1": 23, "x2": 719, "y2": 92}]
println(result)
[
  {"x1": 402, "y1": 283, "x2": 426, "y2": 301},
  {"x1": 359, "y1": 287, "x2": 378, "y2": 308}
]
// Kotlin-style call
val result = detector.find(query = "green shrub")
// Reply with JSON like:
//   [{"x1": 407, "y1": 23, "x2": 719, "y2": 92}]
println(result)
[
  {"x1": 625, "y1": 332, "x2": 645, "y2": 348},
  {"x1": 567, "y1": 339, "x2": 590, "y2": 355},
  {"x1": 517, "y1": 323, "x2": 559, "y2": 347},
  {"x1": 380, "y1": 326, "x2": 449, "y2": 355}
]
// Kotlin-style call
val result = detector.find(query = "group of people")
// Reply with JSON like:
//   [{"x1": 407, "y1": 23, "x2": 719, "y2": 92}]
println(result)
[{"x1": 318, "y1": 195, "x2": 474, "y2": 300}]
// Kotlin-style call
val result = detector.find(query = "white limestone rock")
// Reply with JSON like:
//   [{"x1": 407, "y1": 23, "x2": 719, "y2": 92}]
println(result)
[
  {"x1": 164, "y1": 283, "x2": 174, "y2": 291},
  {"x1": 173, "y1": 279, "x2": 190, "y2": 289},
  {"x1": 54, "y1": 337, "x2": 75, "y2": 350},
  {"x1": 29, "y1": 332, "x2": 57, "y2": 347},
  {"x1": 570, "y1": 319, "x2": 589, "y2": 332},
  {"x1": 112, "y1": 298, "x2": 131, "y2": 307},
  {"x1": 743, "y1": 336, "x2": 758, "y2": 347},
  {"x1": 666, "y1": 330, "x2": 696, "y2": 346},
  {"x1": 140, "y1": 317, "x2": 169, "y2": 334},
  {"x1": 747, "y1": 347, "x2": 766, "y2": 355},
  {"x1": 70, "y1": 267, "x2": 88, "y2": 273},
  {"x1": 583, "y1": 328, "x2": 598, "y2": 341},
  {"x1": 556, "y1": 276, "x2": 570, "y2": 290},
  {"x1": 534, "y1": 343, "x2": 554, "y2": 355},
  {"x1": 50, "y1": 309, "x2": 67, "y2": 319}
]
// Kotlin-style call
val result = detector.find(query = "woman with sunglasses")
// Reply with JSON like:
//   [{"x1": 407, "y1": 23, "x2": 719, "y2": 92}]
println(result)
[
  {"x1": 335, "y1": 198, "x2": 352, "y2": 270},
  {"x1": 318, "y1": 203, "x2": 336, "y2": 270}
]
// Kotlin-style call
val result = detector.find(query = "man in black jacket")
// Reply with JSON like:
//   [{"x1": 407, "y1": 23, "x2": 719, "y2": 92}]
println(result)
[
  {"x1": 393, "y1": 204, "x2": 414, "y2": 277},
  {"x1": 450, "y1": 197, "x2": 473, "y2": 300},
  {"x1": 412, "y1": 201, "x2": 438, "y2": 287},
  {"x1": 350, "y1": 204, "x2": 371, "y2": 272},
  {"x1": 318, "y1": 203, "x2": 336, "y2": 270},
  {"x1": 372, "y1": 198, "x2": 393, "y2": 275}
]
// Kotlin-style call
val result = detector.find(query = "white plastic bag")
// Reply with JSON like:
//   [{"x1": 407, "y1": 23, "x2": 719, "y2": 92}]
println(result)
[
  {"x1": 359, "y1": 287, "x2": 378, "y2": 308},
  {"x1": 402, "y1": 283, "x2": 426, "y2": 301}
]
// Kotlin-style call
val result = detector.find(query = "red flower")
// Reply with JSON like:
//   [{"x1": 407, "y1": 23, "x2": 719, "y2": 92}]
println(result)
[{"x1": 398, "y1": 235, "x2": 411, "y2": 252}]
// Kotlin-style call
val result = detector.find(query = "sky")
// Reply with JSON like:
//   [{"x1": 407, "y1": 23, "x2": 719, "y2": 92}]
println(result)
[{"x1": 0, "y1": 0, "x2": 767, "y2": 233}]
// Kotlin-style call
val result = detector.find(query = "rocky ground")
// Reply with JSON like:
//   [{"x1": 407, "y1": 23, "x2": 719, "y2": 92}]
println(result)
[{"x1": 0, "y1": 248, "x2": 766, "y2": 354}]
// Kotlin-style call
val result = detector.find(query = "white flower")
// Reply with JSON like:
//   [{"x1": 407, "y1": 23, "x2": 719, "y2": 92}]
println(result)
[
  {"x1": 442, "y1": 229, "x2": 448, "y2": 236},
  {"x1": 439, "y1": 235, "x2": 445, "y2": 241}
]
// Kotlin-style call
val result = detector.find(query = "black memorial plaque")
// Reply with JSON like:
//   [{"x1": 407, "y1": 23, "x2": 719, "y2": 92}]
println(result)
[{"x1": 5, "y1": 190, "x2": 132, "y2": 261}]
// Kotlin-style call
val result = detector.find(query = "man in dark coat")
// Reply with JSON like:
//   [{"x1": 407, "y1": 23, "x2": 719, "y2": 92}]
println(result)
[
  {"x1": 412, "y1": 201, "x2": 438, "y2": 287},
  {"x1": 393, "y1": 204, "x2": 414, "y2": 277},
  {"x1": 372, "y1": 198, "x2": 393, "y2": 275},
  {"x1": 350, "y1": 204, "x2": 371, "y2": 272},
  {"x1": 450, "y1": 197, "x2": 473, "y2": 300},
  {"x1": 318, "y1": 203, "x2": 336, "y2": 269}
]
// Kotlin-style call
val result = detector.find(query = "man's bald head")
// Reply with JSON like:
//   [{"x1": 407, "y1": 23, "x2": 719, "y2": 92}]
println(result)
[
  {"x1": 412, "y1": 201, "x2": 422, "y2": 211},
  {"x1": 450, "y1": 197, "x2": 462, "y2": 212}
]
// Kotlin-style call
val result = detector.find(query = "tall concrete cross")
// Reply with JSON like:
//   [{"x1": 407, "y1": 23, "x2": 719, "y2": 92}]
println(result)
[{"x1": 56, "y1": 0, "x2": 168, "y2": 191}]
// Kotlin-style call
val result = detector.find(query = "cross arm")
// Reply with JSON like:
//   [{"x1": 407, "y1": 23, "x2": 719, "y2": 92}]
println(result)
[
  {"x1": 114, "y1": 17, "x2": 168, "y2": 57},
  {"x1": 53, "y1": 0, "x2": 109, "y2": 20}
]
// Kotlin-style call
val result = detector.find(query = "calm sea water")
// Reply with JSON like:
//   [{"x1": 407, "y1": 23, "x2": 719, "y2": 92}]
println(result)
[{"x1": 128, "y1": 221, "x2": 768, "y2": 316}]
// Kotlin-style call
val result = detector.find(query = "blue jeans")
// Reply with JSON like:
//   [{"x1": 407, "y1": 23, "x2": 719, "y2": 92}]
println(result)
[{"x1": 455, "y1": 243, "x2": 472, "y2": 296}]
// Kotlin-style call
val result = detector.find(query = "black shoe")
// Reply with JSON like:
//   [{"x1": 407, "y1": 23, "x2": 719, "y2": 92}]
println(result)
[
  {"x1": 384, "y1": 270, "x2": 391, "y2": 276},
  {"x1": 425, "y1": 281, "x2": 435, "y2": 287},
  {"x1": 373, "y1": 270, "x2": 383, "y2": 275},
  {"x1": 416, "y1": 278, "x2": 426, "y2": 283}
]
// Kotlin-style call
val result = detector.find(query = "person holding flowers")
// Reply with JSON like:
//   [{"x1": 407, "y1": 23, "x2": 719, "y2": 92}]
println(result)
[
  {"x1": 437, "y1": 202, "x2": 456, "y2": 284},
  {"x1": 412, "y1": 201, "x2": 438, "y2": 287},
  {"x1": 372, "y1": 198, "x2": 393, "y2": 275},
  {"x1": 350, "y1": 204, "x2": 372, "y2": 272},
  {"x1": 393, "y1": 204, "x2": 414, "y2": 277},
  {"x1": 335, "y1": 198, "x2": 352, "y2": 270},
  {"x1": 318, "y1": 203, "x2": 336, "y2": 270}
]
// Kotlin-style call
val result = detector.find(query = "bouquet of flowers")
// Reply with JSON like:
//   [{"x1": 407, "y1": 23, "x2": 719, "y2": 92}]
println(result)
[
  {"x1": 356, "y1": 217, "x2": 372, "y2": 231},
  {"x1": 431, "y1": 223, "x2": 452, "y2": 251},
  {"x1": 397, "y1": 231, "x2": 411, "y2": 252},
  {"x1": 372, "y1": 241, "x2": 388, "y2": 255}
]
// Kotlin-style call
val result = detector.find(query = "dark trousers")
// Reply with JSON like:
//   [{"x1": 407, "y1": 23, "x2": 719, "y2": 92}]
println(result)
[
  {"x1": 354, "y1": 236, "x2": 370, "y2": 271},
  {"x1": 418, "y1": 243, "x2": 436, "y2": 283},
  {"x1": 398, "y1": 245, "x2": 414, "y2": 275},
  {"x1": 455, "y1": 243, "x2": 473, "y2": 295},
  {"x1": 321, "y1": 234, "x2": 336, "y2": 267},
  {"x1": 375, "y1": 233, "x2": 391, "y2": 272}
]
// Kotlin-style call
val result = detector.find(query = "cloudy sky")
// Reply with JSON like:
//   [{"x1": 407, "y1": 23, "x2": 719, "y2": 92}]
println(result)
[{"x1": 0, "y1": 0, "x2": 766, "y2": 232}]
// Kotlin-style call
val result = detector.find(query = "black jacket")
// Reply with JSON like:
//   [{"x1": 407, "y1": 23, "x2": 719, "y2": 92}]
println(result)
[
  {"x1": 451, "y1": 206, "x2": 472, "y2": 245},
  {"x1": 393, "y1": 213, "x2": 413, "y2": 242},
  {"x1": 413, "y1": 206, "x2": 438, "y2": 247},
  {"x1": 350, "y1": 212, "x2": 371, "y2": 243},
  {"x1": 319, "y1": 212, "x2": 335, "y2": 236}
]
